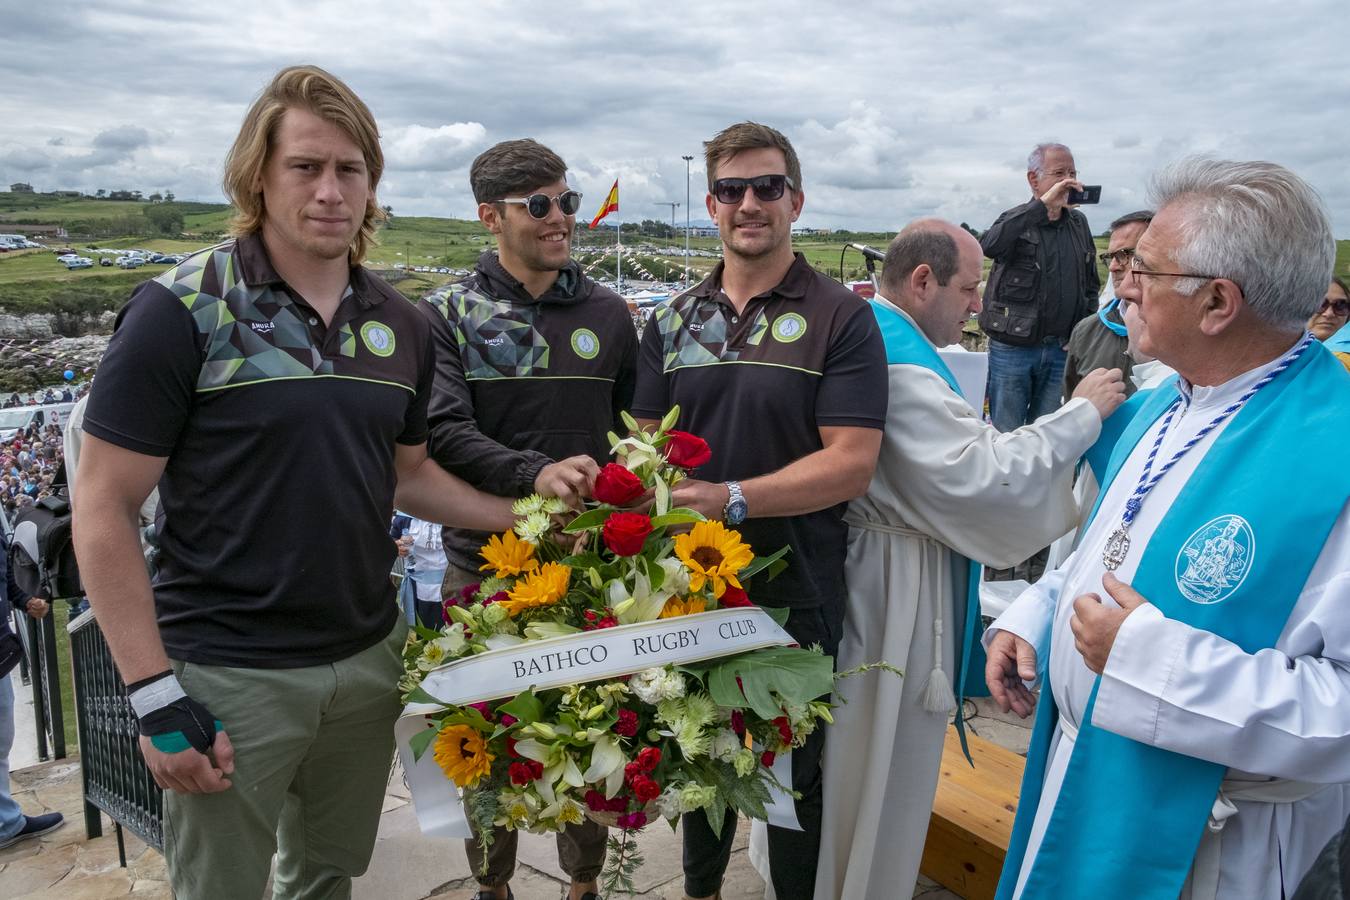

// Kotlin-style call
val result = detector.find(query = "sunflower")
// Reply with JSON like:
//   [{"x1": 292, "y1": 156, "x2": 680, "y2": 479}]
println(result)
[
  {"x1": 433, "y1": 724, "x2": 494, "y2": 788},
  {"x1": 479, "y1": 530, "x2": 539, "y2": 578},
  {"x1": 659, "y1": 596, "x2": 708, "y2": 619},
  {"x1": 499, "y1": 562, "x2": 572, "y2": 617},
  {"x1": 673, "y1": 520, "x2": 754, "y2": 599}
]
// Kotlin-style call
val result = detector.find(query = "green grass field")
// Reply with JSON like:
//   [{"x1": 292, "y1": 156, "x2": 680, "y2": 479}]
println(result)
[{"x1": 2, "y1": 195, "x2": 1347, "y2": 310}]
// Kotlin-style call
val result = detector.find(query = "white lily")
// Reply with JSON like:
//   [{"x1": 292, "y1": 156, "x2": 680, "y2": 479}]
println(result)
[
  {"x1": 582, "y1": 734, "x2": 626, "y2": 785},
  {"x1": 613, "y1": 569, "x2": 674, "y2": 625},
  {"x1": 523, "y1": 621, "x2": 582, "y2": 641},
  {"x1": 484, "y1": 633, "x2": 526, "y2": 650},
  {"x1": 512, "y1": 738, "x2": 552, "y2": 764}
]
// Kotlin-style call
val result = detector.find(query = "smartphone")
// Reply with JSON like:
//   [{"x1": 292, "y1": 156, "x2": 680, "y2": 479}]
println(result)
[{"x1": 1067, "y1": 185, "x2": 1102, "y2": 205}]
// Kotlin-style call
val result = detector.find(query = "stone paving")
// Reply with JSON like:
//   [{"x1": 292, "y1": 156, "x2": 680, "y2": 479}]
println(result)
[{"x1": 0, "y1": 695, "x2": 1029, "y2": 899}]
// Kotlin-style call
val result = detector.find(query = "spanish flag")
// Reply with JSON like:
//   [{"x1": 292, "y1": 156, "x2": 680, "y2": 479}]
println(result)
[{"x1": 588, "y1": 179, "x2": 619, "y2": 229}]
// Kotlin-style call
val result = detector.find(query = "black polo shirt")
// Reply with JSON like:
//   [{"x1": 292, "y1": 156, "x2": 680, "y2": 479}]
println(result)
[
  {"x1": 631, "y1": 253, "x2": 887, "y2": 619},
  {"x1": 83, "y1": 233, "x2": 432, "y2": 668}
]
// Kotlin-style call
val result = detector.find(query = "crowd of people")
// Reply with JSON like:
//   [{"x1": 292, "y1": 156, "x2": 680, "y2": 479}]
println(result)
[
  {"x1": 0, "y1": 383, "x2": 89, "y2": 525},
  {"x1": 3, "y1": 387, "x2": 77, "y2": 409},
  {"x1": 1, "y1": 62, "x2": 1345, "y2": 900}
]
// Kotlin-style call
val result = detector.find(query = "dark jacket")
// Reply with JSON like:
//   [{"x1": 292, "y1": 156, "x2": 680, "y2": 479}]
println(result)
[
  {"x1": 1, "y1": 530, "x2": 33, "y2": 634},
  {"x1": 419, "y1": 251, "x2": 638, "y2": 574},
  {"x1": 978, "y1": 198, "x2": 1099, "y2": 346},
  {"x1": 1063, "y1": 301, "x2": 1135, "y2": 398}
]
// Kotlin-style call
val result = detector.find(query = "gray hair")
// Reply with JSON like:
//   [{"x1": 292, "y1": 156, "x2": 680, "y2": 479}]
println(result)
[
  {"x1": 881, "y1": 225, "x2": 960, "y2": 294},
  {"x1": 1027, "y1": 143, "x2": 1072, "y2": 175},
  {"x1": 1149, "y1": 158, "x2": 1334, "y2": 329}
]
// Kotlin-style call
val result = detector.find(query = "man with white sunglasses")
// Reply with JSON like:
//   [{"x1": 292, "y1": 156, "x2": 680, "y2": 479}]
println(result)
[{"x1": 418, "y1": 138, "x2": 636, "y2": 900}]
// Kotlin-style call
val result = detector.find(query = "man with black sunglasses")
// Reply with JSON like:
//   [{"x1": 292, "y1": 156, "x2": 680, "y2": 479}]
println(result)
[
  {"x1": 631, "y1": 122, "x2": 887, "y2": 900},
  {"x1": 418, "y1": 138, "x2": 636, "y2": 900}
]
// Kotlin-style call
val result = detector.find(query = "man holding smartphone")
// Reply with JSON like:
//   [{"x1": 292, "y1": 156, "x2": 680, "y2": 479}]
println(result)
[{"x1": 978, "y1": 142, "x2": 1100, "y2": 432}]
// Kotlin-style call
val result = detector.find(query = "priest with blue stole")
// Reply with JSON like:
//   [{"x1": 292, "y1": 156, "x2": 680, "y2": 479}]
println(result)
[
  {"x1": 985, "y1": 158, "x2": 1350, "y2": 900},
  {"x1": 813, "y1": 219, "x2": 1126, "y2": 900}
]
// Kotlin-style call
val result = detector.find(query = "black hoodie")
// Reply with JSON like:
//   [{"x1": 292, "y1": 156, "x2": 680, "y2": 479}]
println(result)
[{"x1": 419, "y1": 251, "x2": 637, "y2": 574}]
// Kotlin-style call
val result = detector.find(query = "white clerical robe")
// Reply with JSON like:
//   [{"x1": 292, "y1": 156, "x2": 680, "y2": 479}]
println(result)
[
  {"x1": 811, "y1": 304, "x2": 1102, "y2": 900},
  {"x1": 990, "y1": 352, "x2": 1350, "y2": 899}
]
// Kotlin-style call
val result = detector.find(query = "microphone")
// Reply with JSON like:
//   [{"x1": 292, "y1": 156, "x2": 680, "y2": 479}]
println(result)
[{"x1": 848, "y1": 243, "x2": 887, "y2": 263}]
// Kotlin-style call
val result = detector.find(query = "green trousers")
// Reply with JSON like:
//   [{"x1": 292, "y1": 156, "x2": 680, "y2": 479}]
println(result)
[{"x1": 164, "y1": 620, "x2": 408, "y2": 900}]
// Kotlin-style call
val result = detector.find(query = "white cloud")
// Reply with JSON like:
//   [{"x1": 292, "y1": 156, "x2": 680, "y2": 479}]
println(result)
[
  {"x1": 382, "y1": 122, "x2": 488, "y2": 171},
  {"x1": 0, "y1": 0, "x2": 1346, "y2": 236}
]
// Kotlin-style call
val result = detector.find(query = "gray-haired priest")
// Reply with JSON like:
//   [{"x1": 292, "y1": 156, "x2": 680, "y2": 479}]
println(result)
[
  {"x1": 815, "y1": 219, "x2": 1124, "y2": 900},
  {"x1": 985, "y1": 158, "x2": 1350, "y2": 899}
]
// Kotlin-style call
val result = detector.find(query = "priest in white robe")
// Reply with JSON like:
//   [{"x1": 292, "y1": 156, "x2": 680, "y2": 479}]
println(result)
[
  {"x1": 812, "y1": 219, "x2": 1126, "y2": 900},
  {"x1": 986, "y1": 158, "x2": 1350, "y2": 900}
]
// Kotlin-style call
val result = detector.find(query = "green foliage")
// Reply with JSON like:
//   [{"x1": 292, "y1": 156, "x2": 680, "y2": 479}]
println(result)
[
  {"x1": 600, "y1": 829, "x2": 645, "y2": 896},
  {"x1": 700, "y1": 646, "x2": 836, "y2": 718}
]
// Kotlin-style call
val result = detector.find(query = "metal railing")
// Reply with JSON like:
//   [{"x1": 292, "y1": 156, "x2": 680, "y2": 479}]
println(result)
[
  {"x1": 68, "y1": 610, "x2": 163, "y2": 861},
  {"x1": 12, "y1": 608, "x2": 65, "y2": 760}
]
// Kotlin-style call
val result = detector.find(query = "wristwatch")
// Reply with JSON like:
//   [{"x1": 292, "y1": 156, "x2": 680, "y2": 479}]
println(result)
[{"x1": 722, "y1": 481, "x2": 747, "y2": 525}]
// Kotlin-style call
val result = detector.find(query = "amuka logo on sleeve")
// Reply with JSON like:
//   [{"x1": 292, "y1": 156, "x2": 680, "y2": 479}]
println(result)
[
  {"x1": 570, "y1": 327, "x2": 600, "y2": 360},
  {"x1": 1174, "y1": 514, "x2": 1255, "y2": 604},
  {"x1": 360, "y1": 321, "x2": 396, "y2": 357},
  {"x1": 770, "y1": 313, "x2": 807, "y2": 343}
]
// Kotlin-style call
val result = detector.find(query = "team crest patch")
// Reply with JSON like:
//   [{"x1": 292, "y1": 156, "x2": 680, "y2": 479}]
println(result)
[
  {"x1": 570, "y1": 328, "x2": 600, "y2": 360},
  {"x1": 360, "y1": 321, "x2": 396, "y2": 357},
  {"x1": 771, "y1": 313, "x2": 807, "y2": 343},
  {"x1": 1174, "y1": 514, "x2": 1255, "y2": 605}
]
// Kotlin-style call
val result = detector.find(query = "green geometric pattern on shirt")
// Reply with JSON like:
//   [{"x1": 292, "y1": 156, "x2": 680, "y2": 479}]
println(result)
[
  {"x1": 424, "y1": 283, "x2": 550, "y2": 379},
  {"x1": 653, "y1": 300, "x2": 769, "y2": 370},
  {"x1": 338, "y1": 323, "x2": 356, "y2": 358},
  {"x1": 154, "y1": 242, "x2": 333, "y2": 391}
]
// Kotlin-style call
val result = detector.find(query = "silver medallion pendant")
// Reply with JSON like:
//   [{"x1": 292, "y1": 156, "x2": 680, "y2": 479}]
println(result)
[{"x1": 1102, "y1": 526, "x2": 1131, "y2": 571}]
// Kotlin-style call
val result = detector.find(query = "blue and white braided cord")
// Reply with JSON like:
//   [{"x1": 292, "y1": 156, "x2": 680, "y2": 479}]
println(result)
[{"x1": 1119, "y1": 332, "x2": 1315, "y2": 528}]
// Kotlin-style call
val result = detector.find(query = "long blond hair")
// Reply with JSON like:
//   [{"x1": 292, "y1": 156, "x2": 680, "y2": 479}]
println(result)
[{"x1": 223, "y1": 65, "x2": 386, "y2": 264}]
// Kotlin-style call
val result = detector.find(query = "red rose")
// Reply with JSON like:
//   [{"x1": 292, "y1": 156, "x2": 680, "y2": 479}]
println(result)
[
  {"x1": 509, "y1": 761, "x2": 542, "y2": 785},
  {"x1": 663, "y1": 430, "x2": 711, "y2": 469},
  {"x1": 760, "y1": 750, "x2": 776, "y2": 767},
  {"x1": 636, "y1": 746, "x2": 662, "y2": 772},
  {"x1": 603, "y1": 512, "x2": 652, "y2": 557},
  {"x1": 584, "y1": 789, "x2": 609, "y2": 812},
  {"x1": 719, "y1": 585, "x2": 752, "y2": 608},
  {"x1": 631, "y1": 775, "x2": 662, "y2": 803},
  {"x1": 593, "y1": 463, "x2": 644, "y2": 506},
  {"x1": 774, "y1": 715, "x2": 794, "y2": 745},
  {"x1": 730, "y1": 710, "x2": 745, "y2": 734},
  {"x1": 613, "y1": 709, "x2": 639, "y2": 737}
]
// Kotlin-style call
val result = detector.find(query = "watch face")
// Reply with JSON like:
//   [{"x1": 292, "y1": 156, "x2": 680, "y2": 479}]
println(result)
[{"x1": 726, "y1": 499, "x2": 748, "y2": 525}]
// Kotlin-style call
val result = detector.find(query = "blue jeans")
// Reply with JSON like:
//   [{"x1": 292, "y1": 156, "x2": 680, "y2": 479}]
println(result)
[
  {"x1": 0, "y1": 672, "x2": 24, "y2": 840},
  {"x1": 986, "y1": 338, "x2": 1068, "y2": 432}
]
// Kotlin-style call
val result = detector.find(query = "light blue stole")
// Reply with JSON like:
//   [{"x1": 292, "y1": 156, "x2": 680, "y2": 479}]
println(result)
[
  {"x1": 1325, "y1": 321, "x2": 1350, "y2": 354},
  {"x1": 998, "y1": 342, "x2": 1350, "y2": 899},
  {"x1": 869, "y1": 300, "x2": 988, "y2": 761},
  {"x1": 1081, "y1": 389, "x2": 1152, "y2": 485}
]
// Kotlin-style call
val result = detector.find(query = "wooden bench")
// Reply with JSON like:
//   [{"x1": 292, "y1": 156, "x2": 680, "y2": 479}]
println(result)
[{"x1": 919, "y1": 725, "x2": 1025, "y2": 900}]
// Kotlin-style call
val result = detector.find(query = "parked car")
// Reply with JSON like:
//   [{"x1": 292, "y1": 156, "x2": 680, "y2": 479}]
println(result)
[
  {"x1": 117, "y1": 256, "x2": 144, "y2": 269},
  {"x1": 150, "y1": 253, "x2": 180, "y2": 264},
  {"x1": 63, "y1": 257, "x2": 93, "y2": 270},
  {"x1": 99, "y1": 257, "x2": 113, "y2": 266}
]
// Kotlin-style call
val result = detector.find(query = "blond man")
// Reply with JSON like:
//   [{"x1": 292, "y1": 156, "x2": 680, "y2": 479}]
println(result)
[{"x1": 72, "y1": 65, "x2": 515, "y2": 899}]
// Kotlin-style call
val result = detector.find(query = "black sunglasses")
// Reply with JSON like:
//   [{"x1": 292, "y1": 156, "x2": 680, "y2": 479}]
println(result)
[
  {"x1": 712, "y1": 174, "x2": 795, "y2": 205},
  {"x1": 497, "y1": 190, "x2": 583, "y2": 219},
  {"x1": 1321, "y1": 298, "x2": 1350, "y2": 316}
]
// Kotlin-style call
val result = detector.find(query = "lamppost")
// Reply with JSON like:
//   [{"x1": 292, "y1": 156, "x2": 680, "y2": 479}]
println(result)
[
  {"x1": 655, "y1": 202, "x2": 679, "y2": 281},
  {"x1": 682, "y1": 155, "x2": 693, "y2": 288}
]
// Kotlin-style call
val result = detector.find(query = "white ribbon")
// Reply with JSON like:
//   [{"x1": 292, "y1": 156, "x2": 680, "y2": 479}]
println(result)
[{"x1": 396, "y1": 607, "x2": 800, "y2": 838}]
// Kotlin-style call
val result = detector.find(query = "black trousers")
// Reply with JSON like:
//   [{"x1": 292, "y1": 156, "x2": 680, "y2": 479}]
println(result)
[{"x1": 682, "y1": 604, "x2": 840, "y2": 900}]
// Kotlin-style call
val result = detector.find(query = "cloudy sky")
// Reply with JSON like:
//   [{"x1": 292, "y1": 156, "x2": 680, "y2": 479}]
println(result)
[{"x1": 3, "y1": 1, "x2": 1347, "y2": 235}]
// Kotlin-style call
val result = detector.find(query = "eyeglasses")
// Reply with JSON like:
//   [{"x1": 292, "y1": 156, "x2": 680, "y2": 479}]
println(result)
[
  {"x1": 1321, "y1": 298, "x2": 1350, "y2": 316},
  {"x1": 496, "y1": 190, "x2": 583, "y2": 219},
  {"x1": 1098, "y1": 248, "x2": 1136, "y2": 266},
  {"x1": 1127, "y1": 257, "x2": 1223, "y2": 285},
  {"x1": 711, "y1": 174, "x2": 796, "y2": 205}
]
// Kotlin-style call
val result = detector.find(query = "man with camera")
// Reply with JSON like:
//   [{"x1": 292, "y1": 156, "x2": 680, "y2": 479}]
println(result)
[{"x1": 978, "y1": 142, "x2": 1100, "y2": 432}]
